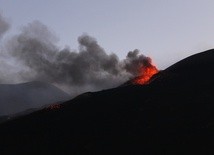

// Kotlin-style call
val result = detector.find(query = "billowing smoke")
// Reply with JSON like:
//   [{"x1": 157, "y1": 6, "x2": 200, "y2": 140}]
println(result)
[
  {"x1": 124, "y1": 49, "x2": 153, "y2": 76},
  {"x1": 0, "y1": 13, "x2": 10, "y2": 39},
  {"x1": 0, "y1": 14, "x2": 152, "y2": 96}
]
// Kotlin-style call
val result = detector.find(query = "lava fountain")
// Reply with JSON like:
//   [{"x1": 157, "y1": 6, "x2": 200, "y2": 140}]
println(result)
[{"x1": 133, "y1": 57, "x2": 158, "y2": 85}]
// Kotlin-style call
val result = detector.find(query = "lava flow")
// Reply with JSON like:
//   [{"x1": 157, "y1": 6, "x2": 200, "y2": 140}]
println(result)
[{"x1": 133, "y1": 59, "x2": 158, "y2": 85}]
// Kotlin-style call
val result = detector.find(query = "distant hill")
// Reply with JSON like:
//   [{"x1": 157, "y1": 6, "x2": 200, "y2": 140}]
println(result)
[
  {"x1": 1, "y1": 49, "x2": 214, "y2": 154},
  {"x1": 0, "y1": 81, "x2": 71, "y2": 116}
]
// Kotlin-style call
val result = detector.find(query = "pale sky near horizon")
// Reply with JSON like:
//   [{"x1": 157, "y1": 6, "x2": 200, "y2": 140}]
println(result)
[{"x1": 1, "y1": 0, "x2": 214, "y2": 69}]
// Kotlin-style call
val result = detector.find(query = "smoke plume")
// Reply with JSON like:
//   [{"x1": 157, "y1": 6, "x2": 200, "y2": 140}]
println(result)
[
  {"x1": 0, "y1": 13, "x2": 153, "y2": 96},
  {"x1": 0, "y1": 13, "x2": 10, "y2": 39}
]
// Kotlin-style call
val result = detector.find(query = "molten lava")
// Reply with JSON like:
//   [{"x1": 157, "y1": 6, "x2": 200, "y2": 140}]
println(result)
[{"x1": 133, "y1": 62, "x2": 158, "y2": 85}]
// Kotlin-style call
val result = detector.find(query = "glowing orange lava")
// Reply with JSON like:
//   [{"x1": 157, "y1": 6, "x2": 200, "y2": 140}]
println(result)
[
  {"x1": 46, "y1": 104, "x2": 61, "y2": 110},
  {"x1": 133, "y1": 64, "x2": 158, "y2": 85}
]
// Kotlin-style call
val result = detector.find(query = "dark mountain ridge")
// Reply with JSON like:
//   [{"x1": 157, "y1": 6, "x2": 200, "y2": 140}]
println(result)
[
  {"x1": 0, "y1": 81, "x2": 71, "y2": 116},
  {"x1": 1, "y1": 49, "x2": 214, "y2": 154}
]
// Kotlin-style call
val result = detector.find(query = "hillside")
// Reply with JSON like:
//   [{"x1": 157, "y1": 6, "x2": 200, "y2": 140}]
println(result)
[
  {"x1": 0, "y1": 81, "x2": 71, "y2": 116},
  {"x1": 1, "y1": 49, "x2": 214, "y2": 154}
]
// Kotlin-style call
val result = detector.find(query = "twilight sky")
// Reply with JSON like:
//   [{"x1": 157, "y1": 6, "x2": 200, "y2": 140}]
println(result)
[{"x1": 1, "y1": 0, "x2": 214, "y2": 69}]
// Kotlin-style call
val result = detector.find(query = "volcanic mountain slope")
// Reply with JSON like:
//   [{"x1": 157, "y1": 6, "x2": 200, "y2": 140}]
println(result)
[
  {"x1": 1, "y1": 49, "x2": 214, "y2": 154},
  {"x1": 0, "y1": 81, "x2": 71, "y2": 116}
]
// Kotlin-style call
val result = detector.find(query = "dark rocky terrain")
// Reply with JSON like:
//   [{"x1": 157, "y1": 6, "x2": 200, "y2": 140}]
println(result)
[{"x1": 1, "y1": 49, "x2": 214, "y2": 154}]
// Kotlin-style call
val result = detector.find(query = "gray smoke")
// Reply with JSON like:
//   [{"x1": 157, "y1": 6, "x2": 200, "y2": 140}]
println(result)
[
  {"x1": 0, "y1": 13, "x2": 10, "y2": 39},
  {"x1": 124, "y1": 49, "x2": 152, "y2": 76},
  {"x1": 1, "y1": 17, "x2": 153, "y2": 96}
]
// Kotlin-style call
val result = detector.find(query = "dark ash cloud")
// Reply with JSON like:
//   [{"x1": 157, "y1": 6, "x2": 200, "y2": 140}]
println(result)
[
  {"x1": 124, "y1": 49, "x2": 152, "y2": 76},
  {"x1": 1, "y1": 14, "x2": 152, "y2": 96},
  {"x1": 0, "y1": 13, "x2": 10, "y2": 39}
]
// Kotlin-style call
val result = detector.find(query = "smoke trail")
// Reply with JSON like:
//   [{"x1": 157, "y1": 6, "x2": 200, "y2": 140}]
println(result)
[{"x1": 1, "y1": 15, "x2": 152, "y2": 96}]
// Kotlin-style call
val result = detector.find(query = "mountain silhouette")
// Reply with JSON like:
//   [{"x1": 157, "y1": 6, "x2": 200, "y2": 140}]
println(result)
[
  {"x1": 1, "y1": 49, "x2": 214, "y2": 154},
  {"x1": 0, "y1": 81, "x2": 71, "y2": 116}
]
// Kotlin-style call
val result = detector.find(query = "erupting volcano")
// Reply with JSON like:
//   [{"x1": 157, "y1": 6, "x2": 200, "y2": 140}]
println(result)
[
  {"x1": 133, "y1": 58, "x2": 158, "y2": 85},
  {"x1": 1, "y1": 49, "x2": 214, "y2": 155}
]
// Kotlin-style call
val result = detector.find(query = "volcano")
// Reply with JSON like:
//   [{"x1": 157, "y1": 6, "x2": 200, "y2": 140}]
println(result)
[{"x1": 1, "y1": 49, "x2": 214, "y2": 154}]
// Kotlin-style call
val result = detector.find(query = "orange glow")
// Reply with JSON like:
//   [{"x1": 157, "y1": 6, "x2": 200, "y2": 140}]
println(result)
[
  {"x1": 133, "y1": 64, "x2": 158, "y2": 85},
  {"x1": 46, "y1": 104, "x2": 61, "y2": 110}
]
